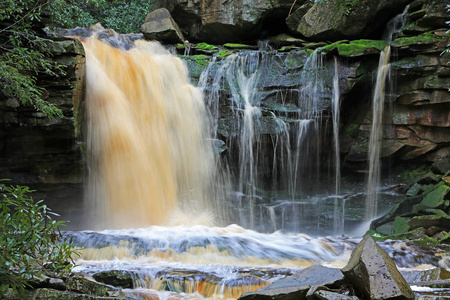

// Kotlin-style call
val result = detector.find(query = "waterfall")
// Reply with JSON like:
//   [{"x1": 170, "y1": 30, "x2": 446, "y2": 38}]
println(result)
[
  {"x1": 225, "y1": 53, "x2": 264, "y2": 228},
  {"x1": 365, "y1": 7, "x2": 407, "y2": 222},
  {"x1": 292, "y1": 49, "x2": 324, "y2": 196},
  {"x1": 366, "y1": 45, "x2": 391, "y2": 222},
  {"x1": 196, "y1": 49, "x2": 327, "y2": 232},
  {"x1": 332, "y1": 56, "x2": 343, "y2": 235},
  {"x1": 82, "y1": 30, "x2": 216, "y2": 229}
]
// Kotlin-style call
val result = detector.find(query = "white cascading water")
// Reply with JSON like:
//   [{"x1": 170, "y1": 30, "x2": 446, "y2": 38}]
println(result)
[
  {"x1": 332, "y1": 56, "x2": 344, "y2": 235},
  {"x1": 197, "y1": 49, "x2": 326, "y2": 232},
  {"x1": 366, "y1": 45, "x2": 391, "y2": 222},
  {"x1": 365, "y1": 6, "x2": 409, "y2": 222},
  {"x1": 225, "y1": 53, "x2": 263, "y2": 229}
]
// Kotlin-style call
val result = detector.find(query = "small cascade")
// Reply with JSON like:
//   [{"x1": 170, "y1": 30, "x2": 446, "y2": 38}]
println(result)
[
  {"x1": 79, "y1": 28, "x2": 216, "y2": 229},
  {"x1": 332, "y1": 56, "x2": 343, "y2": 235},
  {"x1": 383, "y1": 5, "x2": 410, "y2": 42},
  {"x1": 64, "y1": 226, "x2": 450, "y2": 299},
  {"x1": 366, "y1": 45, "x2": 391, "y2": 221},
  {"x1": 225, "y1": 53, "x2": 264, "y2": 228},
  {"x1": 197, "y1": 49, "x2": 328, "y2": 232},
  {"x1": 293, "y1": 49, "x2": 324, "y2": 195},
  {"x1": 365, "y1": 7, "x2": 408, "y2": 222}
]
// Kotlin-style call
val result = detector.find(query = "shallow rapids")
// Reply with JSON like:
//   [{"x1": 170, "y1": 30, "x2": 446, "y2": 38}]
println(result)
[{"x1": 65, "y1": 225, "x2": 450, "y2": 299}]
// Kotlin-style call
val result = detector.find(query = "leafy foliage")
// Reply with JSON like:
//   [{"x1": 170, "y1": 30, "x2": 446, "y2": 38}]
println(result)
[
  {"x1": 47, "y1": 0, "x2": 150, "y2": 34},
  {"x1": 0, "y1": 0, "x2": 65, "y2": 118},
  {"x1": 0, "y1": 180, "x2": 77, "y2": 295}
]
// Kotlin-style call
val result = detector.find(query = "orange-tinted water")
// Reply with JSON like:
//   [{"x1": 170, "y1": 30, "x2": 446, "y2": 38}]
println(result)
[{"x1": 83, "y1": 35, "x2": 214, "y2": 229}]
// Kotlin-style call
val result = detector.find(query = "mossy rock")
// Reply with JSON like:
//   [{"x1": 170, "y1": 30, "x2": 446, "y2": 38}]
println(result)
[
  {"x1": 413, "y1": 182, "x2": 450, "y2": 212},
  {"x1": 196, "y1": 42, "x2": 218, "y2": 50},
  {"x1": 408, "y1": 215, "x2": 450, "y2": 231},
  {"x1": 335, "y1": 39, "x2": 389, "y2": 57},
  {"x1": 406, "y1": 183, "x2": 422, "y2": 197},
  {"x1": 223, "y1": 43, "x2": 257, "y2": 50},
  {"x1": 391, "y1": 32, "x2": 446, "y2": 48},
  {"x1": 393, "y1": 216, "x2": 411, "y2": 235},
  {"x1": 343, "y1": 123, "x2": 360, "y2": 138},
  {"x1": 321, "y1": 40, "x2": 348, "y2": 54},
  {"x1": 65, "y1": 276, "x2": 118, "y2": 297},
  {"x1": 93, "y1": 270, "x2": 134, "y2": 288},
  {"x1": 218, "y1": 50, "x2": 233, "y2": 58}
]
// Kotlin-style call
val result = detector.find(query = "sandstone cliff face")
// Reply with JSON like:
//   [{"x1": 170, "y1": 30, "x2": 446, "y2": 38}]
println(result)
[
  {"x1": 177, "y1": 0, "x2": 450, "y2": 177},
  {"x1": 0, "y1": 37, "x2": 85, "y2": 186}
]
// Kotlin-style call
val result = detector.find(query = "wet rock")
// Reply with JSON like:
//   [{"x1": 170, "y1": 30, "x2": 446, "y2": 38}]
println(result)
[
  {"x1": 93, "y1": 270, "x2": 134, "y2": 288},
  {"x1": 141, "y1": 8, "x2": 185, "y2": 43},
  {"x1": 287, "y1": 0, "x2": 414, "y2": 41},
  {"x1": 408, "y1": 215, "x2": 450, "y2": 232},
  {"x1": 66, "y1": 275, "x2": 119, "y2": 297},
  {"x1": 34, "y1": 288, "x2": 120, "y2": 299},
  {"x1": 401, "y1": 267, "x2": 450, "y2": 284},
  {"x1": 314, "y1": 290, "x2": 359, "y2": 300},
  {"x1": 239, "y1": 265, "x2": 345, "y2": 300},
  {"x1": 2, "y1": 288, "x2": 121, "y2": 300},
  {"x1": 341, "y1": 235, "x2": 415, "y2": 300},
  {"x1": 413, "y1": 279, "x2": 450, "y2": 289}
]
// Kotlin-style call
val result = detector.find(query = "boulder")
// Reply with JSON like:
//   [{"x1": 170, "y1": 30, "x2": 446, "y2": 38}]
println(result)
[
  {"x1": 93, "y1": 270, "x2": 134, "y2": 288},
  {"x1": 65, "y1": 275, "x2": 118, "y2": 297},
  {"x1": 239, "y1": 265, "x2": 345, "y2": 300},
  {"x1": 141, "y1": 8, "x2": 185, "y2": 43},
  {"x1": 286, "y1": 0, "x2": 414, "y2": 41},
  {"x1": 341, "y1": 235, "x2": 415, "y2": 300},
  {"x1": 148, "y1": 0, "x2": 303, "y2": 43}
]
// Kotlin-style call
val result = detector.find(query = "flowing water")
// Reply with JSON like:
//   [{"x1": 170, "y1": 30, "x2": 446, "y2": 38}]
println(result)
[
  {"x1": 64, "y1": 225, "x2": 450, "y2": 299},
  {"x1": 82, "y1": 28, "x2": 216, "y2": 229},
  {"x1": 332, "y1": 57, "x2": 343, "y2": 236},
  {"x1": 365, "y1": 5, "x2": 409, "y2": 222},
  {"x1": 60, "y1": 24, "x2": 450, "y2": 300},
  {"x1": 366, "y1": 45, "x2": 391, "y2": 222}
]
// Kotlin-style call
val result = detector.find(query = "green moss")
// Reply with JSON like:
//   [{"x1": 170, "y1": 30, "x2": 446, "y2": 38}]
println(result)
[
  {"x1": 196, "y1": 42, "x2": 218, "y2": 51},
  {"x1": 393, "y1": 216, "x2": 410, "y2": 235},
  {"x1": 218, "y1": 50, "x2": 232, "y2": 58},
  {"x1": 321, "y1": 40, "x2": 348, "y2": 53},
  {"x1": 336, "y1": 39, "x2": 388, "y2": 57},
  {"x1": 420, "y1": 183, "x2": 450, "y2": 208},
  {"x1": 344, "y1": 123, "x2": 360, "y2": 137},
  {"x1": 223, "y1": 43, "x2": 254, "y2": 49},
  {"x1": 391, "y1": 32, "x2": 446, "y2": 47}
]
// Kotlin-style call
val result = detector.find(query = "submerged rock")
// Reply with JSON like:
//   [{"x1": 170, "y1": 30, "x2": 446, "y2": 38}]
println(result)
[{"x1": 341, "y1": 235, "x2": 415, "y2": 300}]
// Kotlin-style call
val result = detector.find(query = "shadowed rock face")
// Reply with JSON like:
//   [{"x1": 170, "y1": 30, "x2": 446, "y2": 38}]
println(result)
[
  {"x1": 342, "y1": 235, "x2": 415, "y2": 300},
  {"x1": 286, "y1": 0, "x2": 415, "y2": 41},
  {"x1": 148, "y1": 0, "x2": 300, "y2": 43}
]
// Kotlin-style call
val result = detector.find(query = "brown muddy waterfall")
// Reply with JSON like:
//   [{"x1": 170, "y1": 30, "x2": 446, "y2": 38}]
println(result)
[{"x1": 84, "y1": 34, "x2": 215, "y2": 229}]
